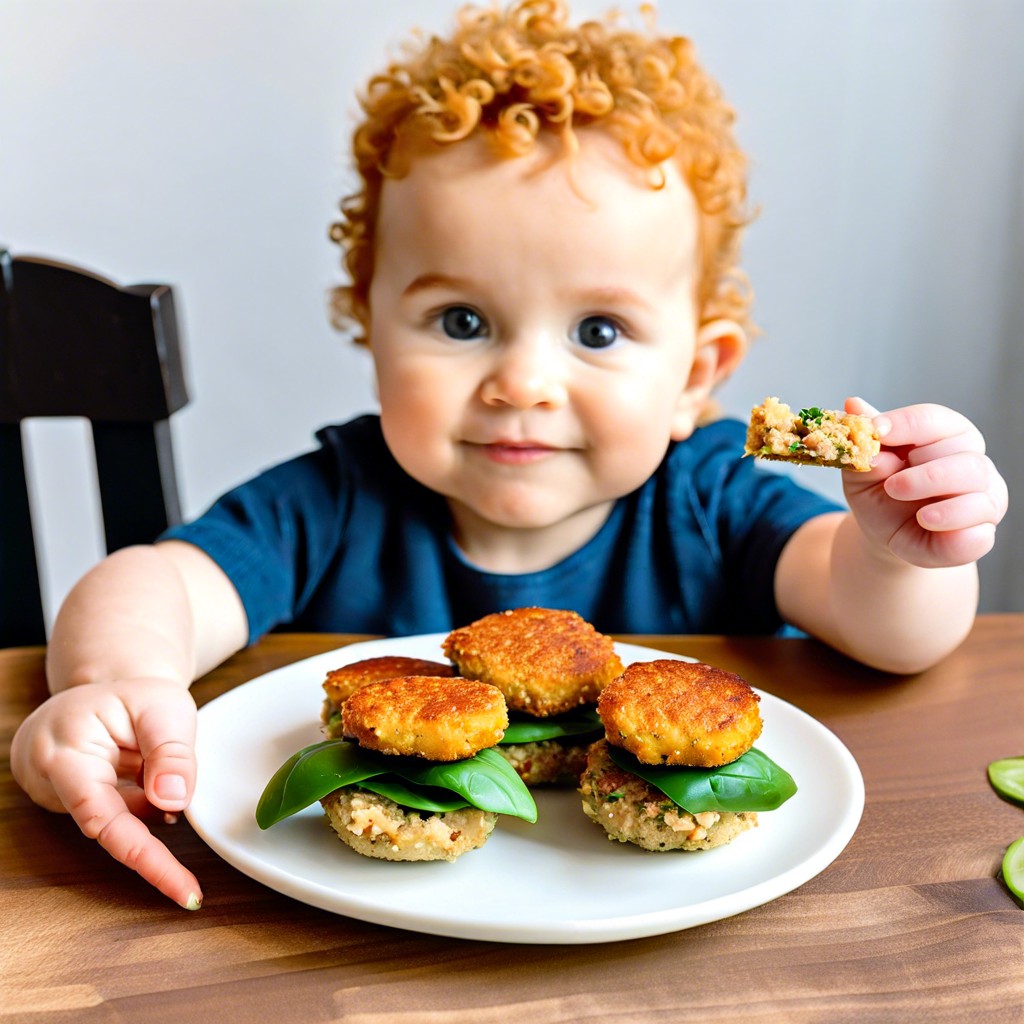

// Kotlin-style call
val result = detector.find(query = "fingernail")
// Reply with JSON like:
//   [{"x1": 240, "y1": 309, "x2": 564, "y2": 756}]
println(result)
[
  {"x1": 874, "y1": 415, "x2": 892, "y2": 438},
  {"x1": 155, "y1": 774, "x2": 187, "y2": 801},
  {"x1": 184, "y1": 892, "x2": 203, "y2": 911}
]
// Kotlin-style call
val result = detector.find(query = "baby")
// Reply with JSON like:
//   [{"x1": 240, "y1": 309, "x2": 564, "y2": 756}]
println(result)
[{"x1": 11, "y1": 0, "x2": 1007, "y2": 911}]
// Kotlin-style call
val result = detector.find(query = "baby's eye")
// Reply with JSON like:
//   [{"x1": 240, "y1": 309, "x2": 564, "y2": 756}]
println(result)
[
  {"x1": 440, "y1": 306, "x2": 486, "y2": 340},
  {"x1": 575, "y1": 315, "x2": 621, "y2": 350}
]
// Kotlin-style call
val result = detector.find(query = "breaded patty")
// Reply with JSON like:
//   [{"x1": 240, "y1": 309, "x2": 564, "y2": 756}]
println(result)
[
  {"x1": 745, "y1": 396, "x2": 880, "y2": 471},
  {"x1": 442, "y1": 607, "x2": 624, "y2": 717},
  {"x1": 341, "y1": 675, "x2": 508, "y2": 761},
  {"x1": 579, "y1": 740, "x2": 757, "y2": 851},
  {"x1": 321, "y1": 657, "x2": 454, "y2": 738},
  {"x1": 321, "y1": 786, "x2": 496, "y2": 861},
  {"x1": 598, "y1": 659, "x2": 762, "y2": 767}
]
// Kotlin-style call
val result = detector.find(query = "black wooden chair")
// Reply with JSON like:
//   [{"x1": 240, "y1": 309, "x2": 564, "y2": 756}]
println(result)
[{"x1": 0, "y1": 250, "x2": 189, "y2": 647}]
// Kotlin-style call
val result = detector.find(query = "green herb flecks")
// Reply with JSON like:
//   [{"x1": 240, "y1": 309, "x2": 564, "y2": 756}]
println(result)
[{"x1": 798, "y1": 407, "x2": 826, "y2": 427}]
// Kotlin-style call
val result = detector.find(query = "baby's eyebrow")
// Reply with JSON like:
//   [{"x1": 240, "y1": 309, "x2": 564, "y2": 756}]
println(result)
[
  {"x1": 402, "y1": 273, "x2": 474, "y2": 298},
  {"x1": 564, "y1": 285, "x2": 655, "y2": 315}
]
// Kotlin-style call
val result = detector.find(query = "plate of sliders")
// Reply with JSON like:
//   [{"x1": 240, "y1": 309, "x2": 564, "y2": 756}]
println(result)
[{"x1": 187, "y1": 608, "x2": 864, "y2": 944}]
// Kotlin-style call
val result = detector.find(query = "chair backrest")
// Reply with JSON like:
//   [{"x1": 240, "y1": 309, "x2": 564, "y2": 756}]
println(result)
[{"x1": 0, "y1": 250, "x2": 189, "y2": 647}]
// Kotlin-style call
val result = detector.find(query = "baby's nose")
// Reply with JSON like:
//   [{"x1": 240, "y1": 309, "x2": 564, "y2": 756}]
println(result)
[{"x1": 480, "y1": 339, "x2": 569, "y2": 409}]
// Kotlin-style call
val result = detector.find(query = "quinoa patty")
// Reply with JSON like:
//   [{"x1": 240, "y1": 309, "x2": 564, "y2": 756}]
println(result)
[
  {"x1": 745, "y1": 396, "x2": 880, "y2": 471},
  {"x1": 342, "y1": 675, "x2": 508, "y2": 761},
  {"x1": 579, "y1": 740, "x2": 757, "y2": 851},
  {"x1": 598, "y1": 659, "x2": 762, "y2": 767},
  {"x1": 496, "y1": 739, "x2": 590, "y2": 787},
  {"x1": 321, "y1": 786, "x2": 496, "y2": 862},
  {"x1": 442, "y1": 607, "x2": 624, "y2": 717}
]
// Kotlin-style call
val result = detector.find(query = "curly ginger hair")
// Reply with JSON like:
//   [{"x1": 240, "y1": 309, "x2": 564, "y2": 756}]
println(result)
[{"x1": 329, "y1": 0, "x2": 754, "y2": 343}]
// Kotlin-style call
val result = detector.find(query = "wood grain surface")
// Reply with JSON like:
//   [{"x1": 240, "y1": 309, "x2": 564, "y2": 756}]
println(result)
[{"x1": 2, "y1": 618, "x2": 1023, "y2": 1024}]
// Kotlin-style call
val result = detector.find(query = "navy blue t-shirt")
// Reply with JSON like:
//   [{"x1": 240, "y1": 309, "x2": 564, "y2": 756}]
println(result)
[{"x1": 162, "y1": 415, "x2": 842, "y2": 642}]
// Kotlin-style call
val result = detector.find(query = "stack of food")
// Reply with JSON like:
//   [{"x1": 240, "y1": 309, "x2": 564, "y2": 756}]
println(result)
[
  {"x1": 257, "y1": 606, "x2": 797, "y2": 863},
  {"x1": 580, "y1": 659, "x2": 796, "y2": 851},
  {"x1": 257, "y1": 674, "x2": 536, "y2": 862}
]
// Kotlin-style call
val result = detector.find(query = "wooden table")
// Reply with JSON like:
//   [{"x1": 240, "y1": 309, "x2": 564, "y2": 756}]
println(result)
[{"x1": 3, "y1": 616, "x2": 1023, "y2": 1023}]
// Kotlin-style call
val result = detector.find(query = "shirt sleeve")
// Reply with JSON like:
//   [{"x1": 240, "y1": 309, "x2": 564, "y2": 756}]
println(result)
[{"x1": 160, "y1": 438, "x2": 352, "y2": 644}]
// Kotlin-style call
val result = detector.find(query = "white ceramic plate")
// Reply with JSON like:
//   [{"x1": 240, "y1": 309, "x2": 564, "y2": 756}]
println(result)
[{"x1": 186, "y1": 635, "x2": 864, "y2": 944}]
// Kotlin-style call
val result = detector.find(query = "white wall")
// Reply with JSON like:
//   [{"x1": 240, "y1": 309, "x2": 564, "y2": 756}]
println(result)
[{"x1": 2, "y1": 0, "x2": 1021, "y2": 627}]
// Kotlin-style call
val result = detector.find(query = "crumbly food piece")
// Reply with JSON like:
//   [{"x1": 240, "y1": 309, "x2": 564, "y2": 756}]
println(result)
[
  {"x1": 496, "y1": 739, "x2": 590, "y2": 786},
  {"x1": 598, "y1": 659, "x2": 762, "y2": 767},
  {"x1": 579, "y1": 740, "x2": 757, "y2": 851},
  {"x1": 442, "y1": 607, "x2": 624, "y2": 717},
  {"x1": 321, "y1": 657, "x2": 454, "y2": 738},
  {"x1": 744, "y1": 396, "x2": 880, "y2": 471},
  {"x1": 321, "y1": 786, "x2": 496, "y2": 861},
  {"x1": 341, "y1": 675, "x2": 508, "y2": 761}
]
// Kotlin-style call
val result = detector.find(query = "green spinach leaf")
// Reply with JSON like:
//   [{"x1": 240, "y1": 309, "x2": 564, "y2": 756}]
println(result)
[
  {"x1": 256, "y1": 740, "x2": 536, "y2": 828},
  {"x1": 500, "y1": 707, "x2": 602, "y2": 744},
  {"x1": 606, "y1": 744, "x2": 797, "y2": 813}
]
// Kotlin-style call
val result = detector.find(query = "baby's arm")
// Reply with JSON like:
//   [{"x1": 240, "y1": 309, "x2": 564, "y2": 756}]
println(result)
[
  {"x1": 10, "y1": 541, "x2": 247, "y2": 908},
  {"x1": 774, "y1": 400, "x2": 1007, "y2": 673}
]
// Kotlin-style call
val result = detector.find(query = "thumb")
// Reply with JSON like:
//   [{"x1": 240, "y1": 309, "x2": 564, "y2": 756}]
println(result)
[{"x1": 132, "y1": 686, "x2": 198, "y2": 812}]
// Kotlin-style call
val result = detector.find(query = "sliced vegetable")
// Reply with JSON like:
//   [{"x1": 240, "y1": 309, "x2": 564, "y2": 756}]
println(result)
[
  {"x1": 606, "y1": 744, "x2": 797, "y2": 813},
  {"x1": 256, "y1": 740, "x2": 537, "y2": 829},
  {"x1": 500, "y1": 707, "x2": 602, "y2": 744},
  {"x1": 988, "y1": 757, "x2": 1024, "y2": 805},
  {"x1": 1002, "y1": 836, "x2": 1024, "y2": 902}
]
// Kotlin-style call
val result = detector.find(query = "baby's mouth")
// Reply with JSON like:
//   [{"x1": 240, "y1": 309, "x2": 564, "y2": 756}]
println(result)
[{"x1": 467, "y1": 440, "x2": 560, "y2": 465}]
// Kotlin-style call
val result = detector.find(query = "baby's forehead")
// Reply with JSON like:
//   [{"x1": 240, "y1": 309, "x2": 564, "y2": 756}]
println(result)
[{"x1": 380, "y1": 128, "x2": 698, "y2": 225}]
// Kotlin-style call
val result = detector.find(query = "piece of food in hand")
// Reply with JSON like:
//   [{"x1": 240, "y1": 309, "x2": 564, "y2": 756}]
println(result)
[
  {"x1": 744, "y1": 396, "x2": 880, "y2": 471},
  {"x1": 257, "y1": 675, "x2": 536, "y2": 862},
  {"x1": 579, "y1": 660, "x2": 796, "y2": 852},
  {"x1": 321, "y1": 656, "x2": 454, "y2": 738},
  {"x1": 443, "y1": 607, "x2": 621, "y2": 785}
]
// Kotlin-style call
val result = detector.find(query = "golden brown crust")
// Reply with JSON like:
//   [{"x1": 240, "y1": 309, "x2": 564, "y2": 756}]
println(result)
[
  {"x1": 744, "y1": 396, "x2": 880, "y2": 472},
  {"x1": 322, "y1": 656, "x2": 453, "y2": 707},
  {"x1": 597, "y1": 659, "x2": 762, "y2": 767},
  {"x1": 442, "y1": 607, "x2": 624, "y2": 717},
  {"x1": 341, "y1": 675, "x2": 508, "y2": 761}
]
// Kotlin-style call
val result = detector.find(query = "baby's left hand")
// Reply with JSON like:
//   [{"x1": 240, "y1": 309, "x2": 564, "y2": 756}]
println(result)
[{"x1": 842, "y1": 398, "x2": 1008, "y2": 568}]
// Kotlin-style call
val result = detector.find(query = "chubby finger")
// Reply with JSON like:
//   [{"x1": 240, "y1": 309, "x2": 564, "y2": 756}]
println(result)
[
  {"x1": 870, "y1": 403, "x2": 978, "y2": 450},
  {"x1": 845, "y1": 396, "x2": 881, "y2": 418},
  {"x1": 884, "y1": 451, "x2": 995, "y2": 503},
  {"x1": 916, "y1": 491, "x2": 1006, "y2": 532},
  {"x1": 132, "y1": 691, "x2": 198, "y2": 813},
  {"x1": 51, "y1": 761, "x2": 202, "y2": 909}
]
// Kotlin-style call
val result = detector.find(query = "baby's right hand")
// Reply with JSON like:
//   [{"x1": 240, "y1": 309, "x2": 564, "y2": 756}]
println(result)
[{"x1": 10, "y1": 678, "x2": 202, "y2": 910}]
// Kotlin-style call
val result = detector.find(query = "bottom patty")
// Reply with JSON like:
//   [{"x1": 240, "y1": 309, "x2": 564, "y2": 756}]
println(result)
[
  {"x1": 320, "y1": 786, "x2": 497, "y2": 861},
  {"x1": 579, "y1": 740, "x2": 757, "y2": 851},
  {"x1": 497, "y1": 739, "x2": 590, "y2": 786}
]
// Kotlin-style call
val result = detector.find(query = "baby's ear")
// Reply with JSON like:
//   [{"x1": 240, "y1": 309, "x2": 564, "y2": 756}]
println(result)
[{"x1": 670, "y1": 319, "x2": 748, "y2": 440}]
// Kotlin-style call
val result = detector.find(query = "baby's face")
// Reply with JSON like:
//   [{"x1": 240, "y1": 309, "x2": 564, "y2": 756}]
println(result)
[{"x1": 366, "y1": 129, "x2": 713, "y2": 565}]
